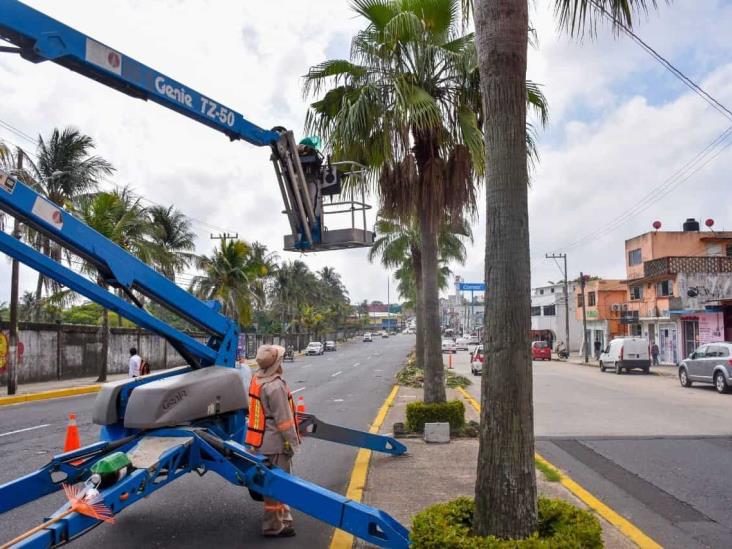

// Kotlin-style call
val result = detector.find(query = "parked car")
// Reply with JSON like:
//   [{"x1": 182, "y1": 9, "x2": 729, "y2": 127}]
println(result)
[
  {"x1": 455, "y1": 337, "x2": 470, "y2": 351},
  {"x1": 470, "y1": 345, "x2": 484, "y2": 375},
  {"x1": 305, "y1": 341, "x2": 324, "y2": 356},
  {"x1": 531, "y1": 341, "x2": 551, "y2": 361},
  {"x1": 678, "y1": 342, "x2": 732, "y2": 394},
  {"x1": 381, "y1": 331, "x2": 389, "y2": 338},
  {"x1": 325, "y1": 340, "x2": 337, "y2": 352},
  {"x1": 441, "y1": 339, "x2": 457, "y2": 354},
  {"x1": 599, "y1": 337, "x2": 650, "y2": 374},
  {"x1": 467, "y1": 335, "x2": 480, "y2": 346},
  {"x1": 363, "y1": 332, "x2": 373, "y2": 342}
]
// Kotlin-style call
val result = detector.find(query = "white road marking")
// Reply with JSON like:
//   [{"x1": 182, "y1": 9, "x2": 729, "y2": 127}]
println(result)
[
  {"x1": 291, "y1": 386, "x2": 306, "y2": 394},
  {"x1": 352, "y1": 362, "x2": 360, "y2": 368},
  {"x1": 331, "y1": 371, "x2": 343, "y2": 377},
  {"x1": 0, "y1": 423, "x2": 52, "y2": 438},
  {"x1": 374, "y1": 369, "x2": 383, "y2": 372},
  {"x1": 334, "y1": 399, "x2": 344, "y2": 402}
]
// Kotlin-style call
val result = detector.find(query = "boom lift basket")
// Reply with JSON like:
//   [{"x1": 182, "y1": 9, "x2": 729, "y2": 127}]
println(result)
[{"x1": 271, "y1": 133, "x2": 374, "y2": 253}]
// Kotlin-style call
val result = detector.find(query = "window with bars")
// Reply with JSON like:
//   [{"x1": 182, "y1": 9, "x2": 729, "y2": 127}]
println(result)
[
  {"x1": 543, "y1": 305, "x2": 556, "y2": 316},
  {"x1": 629, "y1": 286, "x2": 643, "y2": 300},
  {"x1": 531, "y1": 306, "x2": 542, "y2": 316},
  {"x1": 656, "y1": 280, "x2": 672, "y2": 297},
  {"x1": 588, "y1": 292, "x2": 596, "y2": 306}
]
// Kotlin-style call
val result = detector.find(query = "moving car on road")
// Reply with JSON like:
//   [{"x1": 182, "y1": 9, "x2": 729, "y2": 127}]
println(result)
[
  {"x1": 363, "y1": 332, "x2": 373, "y2": 342},
  {"x1": 455, "y1": 337, "x2": 470, "y2": 351},
  {"x1": 678, "y1": 342, "x2": 732, "y2": 394},
  {"x1": 325, "y1": 340, "x2": 337, "y2": 352},
  {"x1": 381, "y1": 331, "x2": 389, "y2": 338},
  {"x1": 305, "y1": 341, "x2": 324, "y2": 356},
  {"x1": 599, "y1": 337, "x2": 651, "y2": 374},
  {"x1": 470, "y1": 345, "x2": 484, "y2": 375},
  {"x1": 467, "y1": 334, "x2": 480, "y2": 345},
  {"x1": 441, "y1": 339, "x2": 457, "y2": 354},
  {"x1": 531, "y1": 341, "x2": 551, "y2": 361}
]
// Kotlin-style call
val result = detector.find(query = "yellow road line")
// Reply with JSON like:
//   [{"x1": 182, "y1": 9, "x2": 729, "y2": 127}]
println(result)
[
  {"x1": 0, "y1": 385, "x2": 101, "y2": 406},
  {"x1": 329, "y1": 384, "x2": 400, "y2": 549},
  {"x1": 457, "y1": 386, "x2": 661, "y2": 549}
]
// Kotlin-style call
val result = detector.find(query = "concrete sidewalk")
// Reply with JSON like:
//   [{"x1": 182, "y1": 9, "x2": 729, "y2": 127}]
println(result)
[{"x1": 356, "y1": 384, "x2": 634, "y2": 549}]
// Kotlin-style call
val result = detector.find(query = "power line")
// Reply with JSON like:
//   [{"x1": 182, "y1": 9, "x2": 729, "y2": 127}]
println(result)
[{"x1": 589, "y1": 0, "x2": 732, "y2": 122}]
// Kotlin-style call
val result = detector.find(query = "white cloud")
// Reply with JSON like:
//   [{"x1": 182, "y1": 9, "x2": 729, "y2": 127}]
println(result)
[{"x1": 1, "y1": 0, "x2": 731, "y2": 311}]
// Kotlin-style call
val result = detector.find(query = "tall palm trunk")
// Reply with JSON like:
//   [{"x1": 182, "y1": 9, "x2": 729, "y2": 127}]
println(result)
[
  {"x1": 418, "y1": 206, "x2": 446, "y2": 403},
  {"x1": 473, "y1": 0, "x2": 537, "y2": 538},
  {"x1": 412, "y1": 247, "x2": 425, "y2": 371},
  {"x1": 97, "y1": 307, "x2": 110, "y2": 382}
]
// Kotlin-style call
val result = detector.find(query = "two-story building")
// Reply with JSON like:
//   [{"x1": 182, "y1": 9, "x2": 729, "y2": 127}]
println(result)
[
  {"x1": 531, "y1": 283, "x2": 583, "y2": 351},
  {"x1": 624, "y1": 218, "x2": 732, "y2": 364},
  {"x1": 574, "y1": 279, "x2": 626, "y2": 356}
]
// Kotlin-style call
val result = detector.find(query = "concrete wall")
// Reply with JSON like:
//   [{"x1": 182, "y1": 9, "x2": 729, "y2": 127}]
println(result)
[{"x1": 0, "y1": 321, "x2": 206, "y2": 385}]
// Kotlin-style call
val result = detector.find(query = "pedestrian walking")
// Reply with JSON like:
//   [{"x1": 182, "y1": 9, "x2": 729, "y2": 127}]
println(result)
[
  {"x1": 128, "y1": 347, "x2": 142, "y2": 378},
  {"x1": 246, "y1": 345, "x2": 300, "y2": 538},
  {"x1": 594, "y1": 340, "x2": 602, "y2": 361},
  {"x1": 651, "y1": 342, "x2": 660, "y2": 366}
]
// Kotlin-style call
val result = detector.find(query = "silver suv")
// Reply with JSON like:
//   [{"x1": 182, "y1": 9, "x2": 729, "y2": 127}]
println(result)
[{"x1": 678, "y1": 342, "x2": 732, "y2": 394}]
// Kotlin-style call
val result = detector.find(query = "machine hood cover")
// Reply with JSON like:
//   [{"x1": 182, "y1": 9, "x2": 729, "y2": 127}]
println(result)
[{"x1": 123, "y1": 367, "x2": 248, "y2": 429}]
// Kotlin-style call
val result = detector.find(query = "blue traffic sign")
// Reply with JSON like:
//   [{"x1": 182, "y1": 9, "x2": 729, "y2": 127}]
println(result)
[{"x1": 458, "y1": 282, "x2": 485, "y2": 291}]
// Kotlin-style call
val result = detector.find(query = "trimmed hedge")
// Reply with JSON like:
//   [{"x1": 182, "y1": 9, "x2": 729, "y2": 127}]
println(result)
[
  {"x1": 411, "y1": 496, "x2": 603, "y2": 548},
  {"x1": 406, "y1": 400, "x2": 465, "y2": 432}
]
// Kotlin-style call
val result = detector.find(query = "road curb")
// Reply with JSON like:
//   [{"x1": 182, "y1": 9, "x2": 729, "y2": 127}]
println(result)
[
  {"x1": 0, "y1": 384, "x2": 101, "y2": 406},
  {"x1": 459, "y1": 386, "x2": 662, "y2": 549},
  {"x1": 329, "y1": 384, "x2": 400, "y2": 549}
]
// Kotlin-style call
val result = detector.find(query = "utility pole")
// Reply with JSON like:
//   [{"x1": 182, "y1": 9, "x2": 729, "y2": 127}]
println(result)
[
  {"x1": 210, "y1": 232, "x2": 238, "y2": 241},
  {"x1": 580, "y1": 271, "x2": 589, "y2": 363},
  {"x1": 7, "y1": 149, "x2": 23, "y2": 395},
  {"x1": 545, "y1": 253, "x2": 570, "y2": 353}
]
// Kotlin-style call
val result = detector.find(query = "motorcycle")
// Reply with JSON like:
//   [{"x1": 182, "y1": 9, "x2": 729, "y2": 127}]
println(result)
[
  {"x1": 556, "y1": 348, "x2": 569, "y2": 360},
  {"x1": 284, "y1": 345, "x2": 295, "y2": 362}
]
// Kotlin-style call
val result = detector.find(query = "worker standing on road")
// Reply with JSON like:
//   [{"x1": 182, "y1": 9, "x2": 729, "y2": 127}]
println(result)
[{"x1": 246, "y1": 345, "x2": 300, "y2": 538}]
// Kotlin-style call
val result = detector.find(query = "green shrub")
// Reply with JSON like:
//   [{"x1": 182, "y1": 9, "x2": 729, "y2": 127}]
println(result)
[
  {"x1": 411, "y1": 496, "x2": 603, "y2": 549},
  {"x1": 406, "y1": 400, "x2": 465, "y2": 432}
]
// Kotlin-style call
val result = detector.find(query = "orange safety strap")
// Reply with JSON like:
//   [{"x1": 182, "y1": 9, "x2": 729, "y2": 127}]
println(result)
[{"x1": 264, "y1": 503, "x2": 284, "y2": 511}]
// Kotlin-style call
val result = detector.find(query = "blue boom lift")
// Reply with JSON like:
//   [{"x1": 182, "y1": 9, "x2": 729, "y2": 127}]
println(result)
[{"x1": 0, "y1": 1, "x2": 406, "y2": 547}]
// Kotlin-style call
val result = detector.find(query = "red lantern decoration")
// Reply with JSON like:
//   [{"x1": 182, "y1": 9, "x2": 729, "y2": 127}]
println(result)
[
  {"x1": 652, "y1": 220, "x2": 662, "y2": 230},
  {"x1": 705, "y1": 218, "x2": 714, "y2": 228}
]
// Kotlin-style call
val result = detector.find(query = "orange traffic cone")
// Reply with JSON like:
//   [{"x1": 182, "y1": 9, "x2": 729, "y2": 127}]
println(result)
[
  {"x1": 63, "y1": 413, "x2": 81, "y2": 453},
  {"x1": 296, "y1": 396, "x2": 306, "y2": 414},
  {"x1": 448, "y1": 353, "x2": 453, "y2": 369}
]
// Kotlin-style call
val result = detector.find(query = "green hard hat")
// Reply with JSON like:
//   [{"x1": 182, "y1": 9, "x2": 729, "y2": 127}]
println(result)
[{"x1": 298, "y1": 136, "x2": 322, "y2": 149}]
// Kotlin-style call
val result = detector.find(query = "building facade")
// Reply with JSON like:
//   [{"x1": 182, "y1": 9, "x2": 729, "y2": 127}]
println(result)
[
  {"x1": 623, "y1": 219, "x2": 732, "y2": 364},
  {"x1": 531, "y1": 283, "x2": 583, "y2": 352},
  {"x1": 574, "y1": 279, "x2": 626, "y2": 356}
]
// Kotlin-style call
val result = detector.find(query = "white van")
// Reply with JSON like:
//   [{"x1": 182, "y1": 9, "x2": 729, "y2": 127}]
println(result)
[{"x1": 599, "y1": 337, "x2": 651, "y2": 375}]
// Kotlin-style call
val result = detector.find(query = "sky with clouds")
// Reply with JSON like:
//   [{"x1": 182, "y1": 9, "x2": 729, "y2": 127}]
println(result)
[{"x1": 1, "y1": 0, "x2": 731, "y2": 308}]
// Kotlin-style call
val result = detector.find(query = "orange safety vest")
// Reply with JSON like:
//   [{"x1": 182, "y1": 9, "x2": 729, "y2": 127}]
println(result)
[{"x1": 245, "y1": 377, "x2": 300, "y2": 449}]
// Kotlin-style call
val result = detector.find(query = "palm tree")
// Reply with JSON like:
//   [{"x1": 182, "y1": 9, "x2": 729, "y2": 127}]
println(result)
[
  {"x1": 31, "y1": 127, "x2": 114, "y2": 303},
  {"x1": 470, "y1": 0, "x2": 662, "y2": 538},
  {"x1": 304, "y1": 0, "x2": 546, "y2": 404},
  {"x1": 148, "y1": 205, "x2": 196, "y2": 282},
  {"x1": 370, "y1": 212, "x2": 471, "y2": 372},
  {"x1": 74, "y1": 187, "x2": 151, "y2": 381},
  {"x1": 189, "y1": 239, "x2": 264, "y2": 327}
]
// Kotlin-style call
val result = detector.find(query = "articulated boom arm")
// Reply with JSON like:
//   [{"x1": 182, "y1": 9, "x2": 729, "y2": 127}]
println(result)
[
  {"x1": 0, "y1": 0, "x2": 375, "y2": 252},
  {"x1": 0, "y1": 0, "x2": 278, "y2": 147},
  {"x1": 0, "y1": 171, "x2": 237, "y2": 368}
]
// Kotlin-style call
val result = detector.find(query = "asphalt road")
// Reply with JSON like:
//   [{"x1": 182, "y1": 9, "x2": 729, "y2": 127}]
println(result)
[
  {"x1": 0, "y1": 334, "x2": 414, "y2": 548},
  {"x1": 456, "y1": 354, "x2": 732, "y2": 549}
]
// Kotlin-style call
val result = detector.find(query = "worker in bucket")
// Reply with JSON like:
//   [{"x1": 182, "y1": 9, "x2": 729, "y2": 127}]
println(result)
[{"x1": 246, "y1": 344, "x2": 301, "y2": 538}]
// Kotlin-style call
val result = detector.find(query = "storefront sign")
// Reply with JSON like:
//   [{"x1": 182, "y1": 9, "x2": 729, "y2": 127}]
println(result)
[{"x1": 698, "y1": 311, "x2": 724, "y2": 344}]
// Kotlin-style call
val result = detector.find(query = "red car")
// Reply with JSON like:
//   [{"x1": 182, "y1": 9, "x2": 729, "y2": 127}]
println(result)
[{"x1": 531, "y1": 341, "x2": 551, "y2": 361}]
